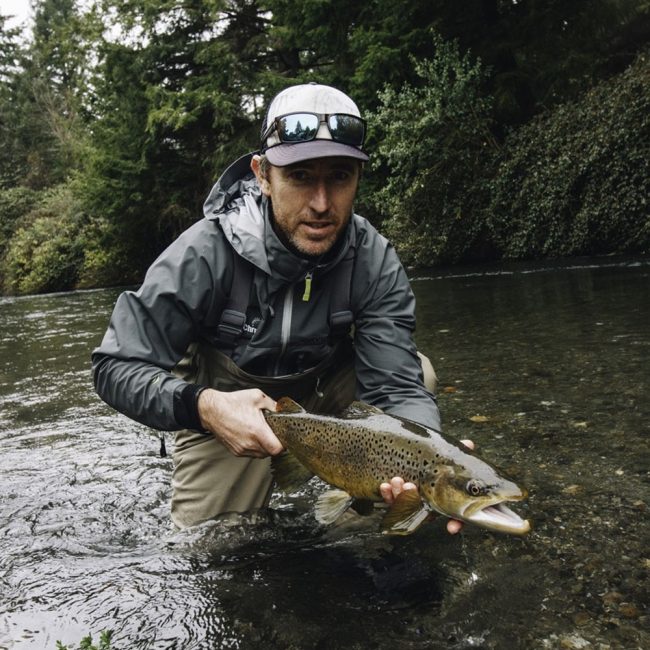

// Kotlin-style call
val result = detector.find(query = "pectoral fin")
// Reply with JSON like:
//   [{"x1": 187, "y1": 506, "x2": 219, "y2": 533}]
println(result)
[
  {"x1": 315, "y1": 489, "x2": 354, "y2": 525},
  {"x1": 271, "y1": 451, "x2": 313, "y2": 492},
  {"x1": 382, "y1": 489, "x2": 431, "y2": 535}
]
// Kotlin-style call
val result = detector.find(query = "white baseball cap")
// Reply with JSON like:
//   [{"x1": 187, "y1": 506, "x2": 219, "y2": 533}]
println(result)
[{"x1": 260, "y1": 83, "x2": 369, "y2": 166}]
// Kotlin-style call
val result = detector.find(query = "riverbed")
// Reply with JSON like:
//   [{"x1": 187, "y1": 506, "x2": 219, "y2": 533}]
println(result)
[{"x1": 1, "y1": 257, "x2": 648, "y2": 649}]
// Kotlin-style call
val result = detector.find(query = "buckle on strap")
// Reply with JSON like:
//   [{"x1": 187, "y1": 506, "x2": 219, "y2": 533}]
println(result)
[{"x1": 217, "y1": 309, "x2": 246, "y2": 344}]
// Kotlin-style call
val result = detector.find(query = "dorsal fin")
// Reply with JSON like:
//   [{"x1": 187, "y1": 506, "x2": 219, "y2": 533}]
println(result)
[
  {"x1": 338, "y1": 401, "x2": 384, "y2": 419},
  {"x1": 275, "y1": 397, "x2": 305, "y2": 414}
]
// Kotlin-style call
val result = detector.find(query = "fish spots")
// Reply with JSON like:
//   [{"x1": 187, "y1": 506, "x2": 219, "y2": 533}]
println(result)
[{"x1": 267, "y1": 410, "x2": 448, "y2": 491}]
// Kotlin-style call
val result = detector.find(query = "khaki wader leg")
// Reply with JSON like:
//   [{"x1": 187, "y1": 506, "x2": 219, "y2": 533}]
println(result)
[
  {"x1": 172, "y1": 439, "x2": 274, "y2": 529},
  {"x1": 171, "y1": 343, "x2": 357, "y2": 528}
]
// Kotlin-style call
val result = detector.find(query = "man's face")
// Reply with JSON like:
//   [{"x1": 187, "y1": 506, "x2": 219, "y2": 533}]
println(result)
[{"x1": 253, "y1": 156, "x2": 360, "y2": 258}]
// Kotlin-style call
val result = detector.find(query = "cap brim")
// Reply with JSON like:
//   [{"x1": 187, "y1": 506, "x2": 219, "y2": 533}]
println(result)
[{"x1": 265, "y1": 140, "x2": 369, "y2": 167}]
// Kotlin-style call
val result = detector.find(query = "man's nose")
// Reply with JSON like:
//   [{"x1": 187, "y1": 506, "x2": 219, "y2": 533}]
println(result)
[{"x1": 309, "y1": 180, "x2": 331, "y2": 214}]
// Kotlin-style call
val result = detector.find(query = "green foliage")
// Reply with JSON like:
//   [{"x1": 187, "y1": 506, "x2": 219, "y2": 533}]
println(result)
[
  {"x1": 0, "y1": 15, "x2": 29, "y2": 188},
  {"x1": 369, "y1": 34, "x2": 497, "y2": 266},
  {"x1": 74, "y1": 211, "x2": 136, "y2": 290},
  {"x1": 1, "y1": 1, "x2": 649, "y2": 295},
  {"x1": 1, "y1": 184, "x2": 86, "y2": 295},
  {"x1": 486, "y1": 50, "x2": 650, "y2": 258},
  {"x1": 56, "y1": 629, "x2": 113, "y2": 650},
  {"x1": 429, "y1": 0, "x2": 650, "y2": 127},
  {"x1": 78, "y1": 1, "x2": 267, "y2": 277},
  {"x1": 0, "y1": 185, "x2": 39, "y2": 258}
]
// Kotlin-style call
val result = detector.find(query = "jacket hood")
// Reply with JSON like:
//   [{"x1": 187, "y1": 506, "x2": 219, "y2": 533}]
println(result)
[{"x1": 202, "y1": 152, "x2": 355, "y2": 284}]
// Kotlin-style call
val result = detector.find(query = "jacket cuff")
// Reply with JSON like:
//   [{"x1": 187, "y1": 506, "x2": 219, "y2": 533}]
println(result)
[{"x1": 174, "y1": 383, "x2": 210, "y2": 433}]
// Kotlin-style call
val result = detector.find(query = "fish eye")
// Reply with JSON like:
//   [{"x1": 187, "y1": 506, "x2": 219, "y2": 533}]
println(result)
[{"x1": 466, "y1": 479, "x2": 486, "y2": 497}]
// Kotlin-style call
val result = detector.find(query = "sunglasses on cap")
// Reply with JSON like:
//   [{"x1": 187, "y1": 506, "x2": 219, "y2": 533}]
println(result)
[{"x1": 261, "y1": 112, "x2": 367, "y2": 150}]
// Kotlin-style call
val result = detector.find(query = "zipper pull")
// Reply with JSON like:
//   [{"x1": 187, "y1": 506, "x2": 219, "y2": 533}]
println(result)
[{"x1": 302, "y1": 271, "x2": 313, "y2": 301}]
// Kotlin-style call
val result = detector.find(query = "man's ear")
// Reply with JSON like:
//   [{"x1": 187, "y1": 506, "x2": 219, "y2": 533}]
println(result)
[{"x1": 251, "y1": 155, "x2": 271, "y2": 196}]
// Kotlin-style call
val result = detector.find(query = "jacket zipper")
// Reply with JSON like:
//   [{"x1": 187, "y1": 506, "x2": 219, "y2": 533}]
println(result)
[
  {"x1": 274, "y1": 284, "x2": 294, "y2": 375},
  {"x1": 274, "y1": 270, "x2": 314, "y2": 375}
]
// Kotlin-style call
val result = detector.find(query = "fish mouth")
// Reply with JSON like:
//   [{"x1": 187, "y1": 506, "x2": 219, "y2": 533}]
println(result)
[{"x1": 463, "y1": 501, "x2": 531, "y2": 535}]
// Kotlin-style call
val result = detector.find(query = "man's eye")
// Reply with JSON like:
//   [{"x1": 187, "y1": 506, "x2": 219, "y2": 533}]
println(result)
[{"x1": 289, "y1": 170, "x2": 310, "y2": 182}]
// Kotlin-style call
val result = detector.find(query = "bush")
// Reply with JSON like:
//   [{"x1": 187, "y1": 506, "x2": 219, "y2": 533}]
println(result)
[
  {"x1": 0, "y1": 178, "x2": 139, "y2": 295},
  {"x1": 486, "y1": 51, "x2": 650, "y2": 258},
  {"x1": 0, "y1": 185, "x2": 39, "y2": 258},
  {"x1": 368, "y1": 33, "x2": 498, "y2": 266},
  {"x1": 75, "y1": 214, "x2": 136, "y2": 289},
  {"x1": 368, "y1": 40, "x2": 649, "y2": 266},
  {"x1": 1, "y1": 184, "x2": 85, "y2": 294}
]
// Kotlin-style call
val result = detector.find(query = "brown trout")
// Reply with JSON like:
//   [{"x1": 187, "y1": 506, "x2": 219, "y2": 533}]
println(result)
[{"x1": 265, "y1": 398, "x2": 531, "y2": 536}]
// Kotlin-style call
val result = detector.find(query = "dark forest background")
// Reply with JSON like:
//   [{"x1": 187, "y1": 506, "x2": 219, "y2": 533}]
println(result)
[{"x1": 0, "y1": 0, "x2": 648, "y2": 295}]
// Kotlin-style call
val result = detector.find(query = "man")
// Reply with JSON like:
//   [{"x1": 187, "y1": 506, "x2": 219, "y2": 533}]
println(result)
[{"x1": 93, "y1": 83, "x2": 466, "y2": 533}]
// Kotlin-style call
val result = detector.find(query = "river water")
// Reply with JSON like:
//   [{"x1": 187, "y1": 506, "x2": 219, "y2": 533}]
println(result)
[{"x1": 0, "y1": 257, "x2": 648, "y2": 649}]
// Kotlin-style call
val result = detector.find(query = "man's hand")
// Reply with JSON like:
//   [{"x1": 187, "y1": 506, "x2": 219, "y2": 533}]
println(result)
[
  {"x1": 197, "y1": 388, "x2": 283, "y2": 458},
  {"x1": 379, "y1": 439, "x2": 475, "y2": 535}
]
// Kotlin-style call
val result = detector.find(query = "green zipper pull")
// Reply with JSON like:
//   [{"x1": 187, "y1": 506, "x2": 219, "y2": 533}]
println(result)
[{"x1": 302, "y1": 271, "x2": 313, "y2": 301}]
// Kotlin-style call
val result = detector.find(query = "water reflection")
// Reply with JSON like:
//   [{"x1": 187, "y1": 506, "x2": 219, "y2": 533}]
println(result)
[{"x1": 0, "y1": 259, "x2": 648, "y2": 649}]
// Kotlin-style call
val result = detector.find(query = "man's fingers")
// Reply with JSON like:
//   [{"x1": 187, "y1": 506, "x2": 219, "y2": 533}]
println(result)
[
  {"x1": 380, "y1": 477, "x2": 418, "y2": 505},
  {"x1": 389, "y1": 476, "x2": 405, "y2": 495},
  {"x1": 379, "y1": 482, "x2": 393, "y2": 504},
  {"x1": 447, "y1": 519, "x2": 463, "y2": 534},
  {"x1": 252, "y1": 389, "x2": 277, "y2": 413},
  {"x1": 258, "y1": 429, "x2": 284, "y2": 456}
]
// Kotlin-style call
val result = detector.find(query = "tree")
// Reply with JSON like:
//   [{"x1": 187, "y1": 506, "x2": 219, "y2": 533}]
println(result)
[
  {"x1": 370, "y1": 34, "x2": 498, "y2": 266},
  {"x1": 0, "y1": 15, "x2": 29, "y2": 187},
  {"x1": 81, "y1": 0, "x2": 273, "y2": 277}
]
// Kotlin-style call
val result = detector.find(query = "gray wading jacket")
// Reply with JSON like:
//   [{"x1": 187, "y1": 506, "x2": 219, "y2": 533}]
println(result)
[{"x1": 92, "y1": 154, "x2": 440, "y2": 431}]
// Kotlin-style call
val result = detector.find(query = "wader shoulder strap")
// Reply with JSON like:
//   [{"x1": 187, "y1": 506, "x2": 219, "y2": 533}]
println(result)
[
  {"x1": 217, "y1": 245, "x2": 356, "y2": 348},
  {"x1": 328, "y1": 247, "x2": 355, "y2": 339},
  {"x1": 216, "y1": 249, "x2": 254, "y2": 347}
]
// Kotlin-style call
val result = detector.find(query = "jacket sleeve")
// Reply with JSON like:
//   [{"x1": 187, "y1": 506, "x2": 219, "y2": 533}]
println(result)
[
  {"x1": 352, "y1": 232, "x2": 441, "y2": 431},
  {"x1": 91, "y1": 223, "x2": 225, "y2": 431}
]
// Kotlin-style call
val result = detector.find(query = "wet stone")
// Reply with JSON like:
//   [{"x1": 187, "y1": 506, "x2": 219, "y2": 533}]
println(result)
[
  {"x1": 601, "y1": 591, "x2": 624, "y2": 606},
  {"x1": 559, "y1": 633, "x2": 591, "y2": 649},
  {"x1": 618, "y1": 603, "x2": 641, "y2": 619}
]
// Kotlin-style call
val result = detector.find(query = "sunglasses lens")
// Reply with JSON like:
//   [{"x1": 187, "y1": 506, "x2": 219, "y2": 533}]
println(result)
[
  {"x1": 328, "y1": 114, "x2": 365, "y2": 146},
  {"x1": 278, "y1": 114, "x2": 319, "y2": 142}
]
